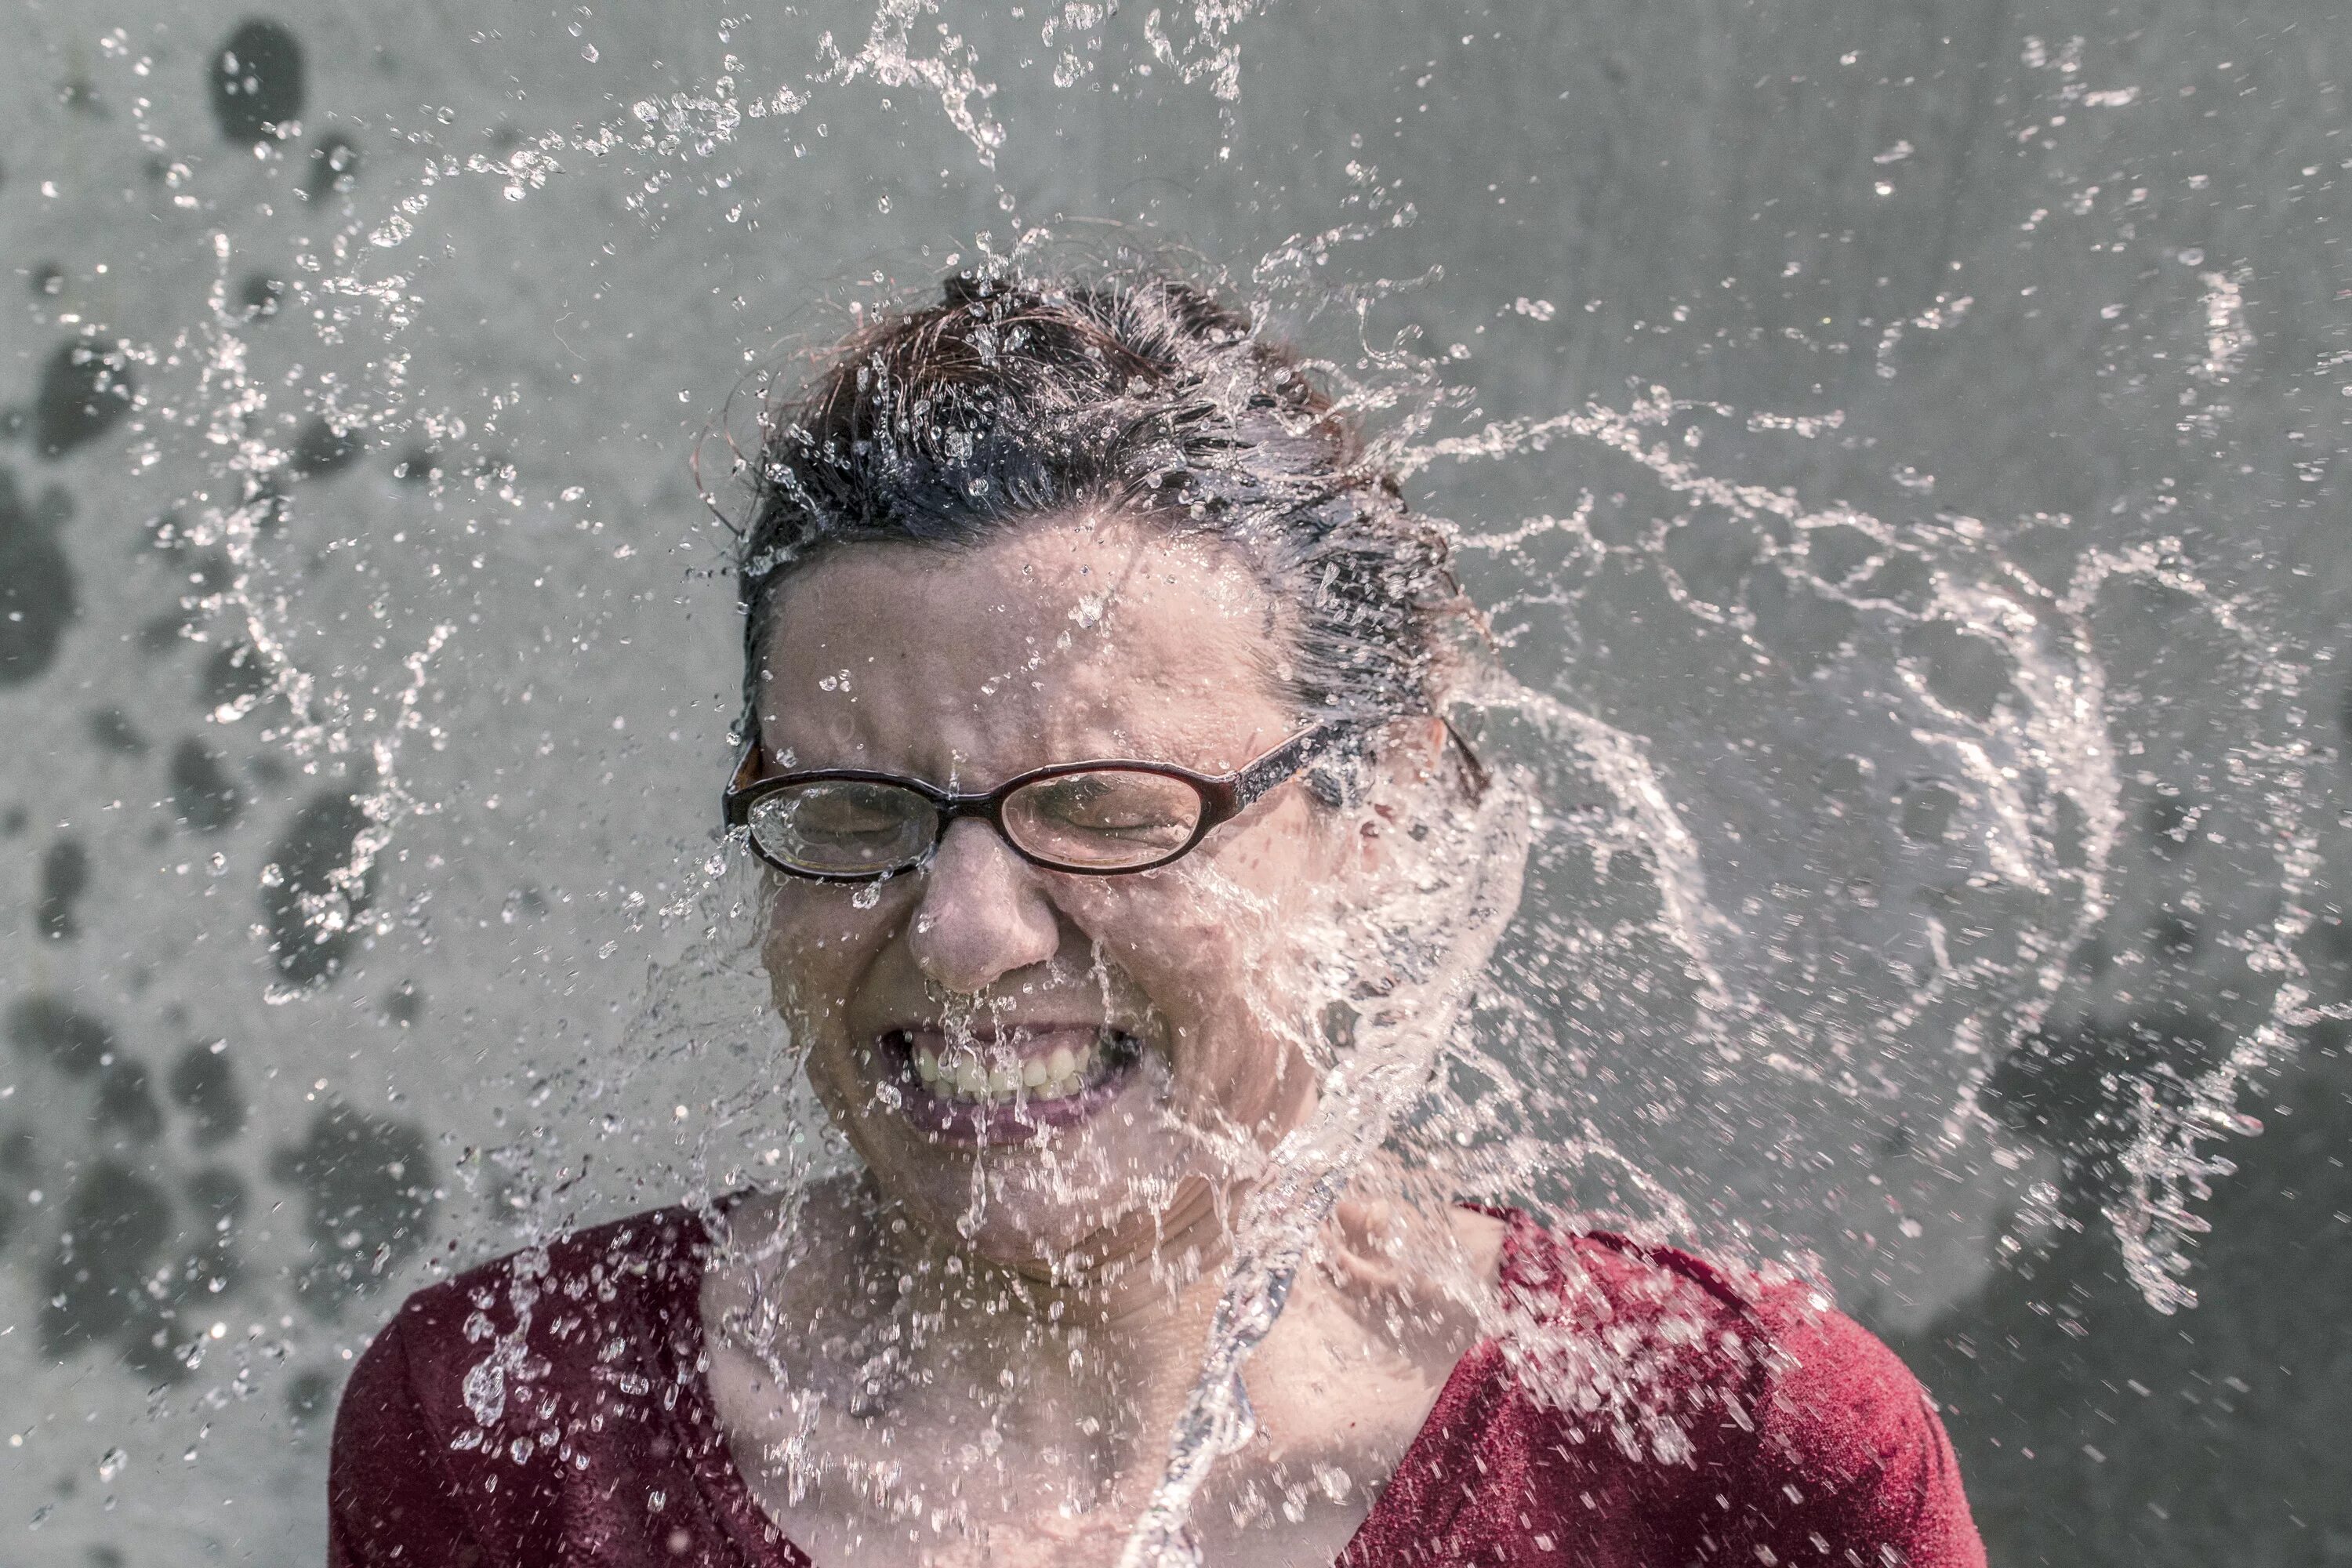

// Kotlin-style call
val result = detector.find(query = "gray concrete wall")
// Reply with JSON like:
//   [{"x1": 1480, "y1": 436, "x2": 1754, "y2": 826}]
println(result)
[{"x1": 0, "y1": 1, "x2": 2343, "y2": 1563}]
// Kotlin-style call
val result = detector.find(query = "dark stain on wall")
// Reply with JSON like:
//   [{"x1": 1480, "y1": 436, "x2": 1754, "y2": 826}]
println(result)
[
  {"x1": 6, "y1": 996, "x2": 114, "y2": 1078},
  {"x1": 304, "y1": 132, "x2": 361, "y2": 201},
  {"x1": 285, "y1": 1366, "x2": 338, "y2": 1438},
  {"x1": 260, "y1": 790, "x2": 377, "y2": 985},
  {"x1": 34, "y1": 339, "x2": 136, "y2": 459},
  {"x1": 201, "y1": 641, "x2": 271, "y2": 719},
  {"x1": 92, "y1": 1059, "x2": 164, "y2": 1144},
  {"x1": 119, "y1": 1166, "x2": 249, "y2": 1383},
  {"x1": 289, "y1": 416, "x2": 364, "y2": 480},
  {"x1": 40, "y1": 1161, "x2": 171, "y2": 1354},
  {"x1": 169, "y1": 738, "x2": 242, "y2": 833},
  {"x1": 38, "y1": 837, "x2": 89, "y2": 940},
  {"x1": 0, "y1": 468, "x2": 77, "y2": 684},
  {"x1": 209, "y1": 20, "x2": 305, "y2": 145},
  {"x1": 167, "y1": 1041, "x2": 247, "y2": 1149},
  {"x1": 238, "y1": 273, "x2": 286, "y2": 321},
  {"x1": 383, "y1": 979, "x2": 423, "y2": 1025},
  {"x1": 1984, "y1": 1005, "x2": 2229, "y2": 1213},
  {"x1": 270, "y1": 1104, "x2": 435, "y2": 1313},
  {"x1": 85, "y1": 707, "x2": 147, "y2": 755}
]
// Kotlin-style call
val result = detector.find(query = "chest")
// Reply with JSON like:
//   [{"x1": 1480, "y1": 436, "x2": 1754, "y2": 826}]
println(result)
[{"x1": 701, "y1": 1324, "x2": 1448, "y2": 1568}]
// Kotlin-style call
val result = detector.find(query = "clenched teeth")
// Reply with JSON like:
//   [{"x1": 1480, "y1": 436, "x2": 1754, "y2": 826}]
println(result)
[{"x1": 913, "y1": 1040, "x2": 1101, "y2": 1105}]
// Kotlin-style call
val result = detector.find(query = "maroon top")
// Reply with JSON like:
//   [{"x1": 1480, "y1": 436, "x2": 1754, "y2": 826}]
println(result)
[{"x1": 329, "y1": 1204, "x2": 1984, "y2": 1566}]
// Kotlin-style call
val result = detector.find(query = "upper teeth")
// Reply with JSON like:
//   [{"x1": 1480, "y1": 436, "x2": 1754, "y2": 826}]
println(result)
[{"x1": 913, "y1": 1040, "x2": 1101, "y2": 1104}]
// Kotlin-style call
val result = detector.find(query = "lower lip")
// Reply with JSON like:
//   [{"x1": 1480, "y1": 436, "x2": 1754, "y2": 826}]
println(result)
[{"x1": 880, "y1": 1029, "x2": 1141, "y2": 1145}]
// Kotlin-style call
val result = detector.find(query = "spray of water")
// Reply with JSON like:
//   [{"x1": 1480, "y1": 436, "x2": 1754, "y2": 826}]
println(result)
[{"x1": 22, "y1": 8, "x2": 2328, "y2": 1561}]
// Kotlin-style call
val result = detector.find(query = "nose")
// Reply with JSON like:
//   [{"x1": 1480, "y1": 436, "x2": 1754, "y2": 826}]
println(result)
[{"x1": 906, "y1": 818, "x2": 1062, "y2": 993}]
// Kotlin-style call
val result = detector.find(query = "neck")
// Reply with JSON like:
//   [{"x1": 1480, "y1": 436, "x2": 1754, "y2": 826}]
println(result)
[{"x1": 870, "y1": 1183, "x2": 1236, "y2": 1361}]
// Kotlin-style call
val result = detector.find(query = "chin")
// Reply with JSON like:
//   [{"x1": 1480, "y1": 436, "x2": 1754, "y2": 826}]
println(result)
[{"x1": 869, "y1": 1156, "x2": 1207, "y2": 1279}]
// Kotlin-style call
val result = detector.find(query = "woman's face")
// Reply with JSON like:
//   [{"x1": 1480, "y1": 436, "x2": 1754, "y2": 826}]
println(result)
[{"x1": 755, "y1": 512, "x2": 1363, "y2": 1293}]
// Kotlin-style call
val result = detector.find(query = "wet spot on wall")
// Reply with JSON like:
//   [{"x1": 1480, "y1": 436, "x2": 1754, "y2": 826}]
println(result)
[
  {"x1": 6, "y1": 996, "x2": 114, "y2": 1078},
  {"x1": 120, "y1": 1167, "x2": 248, "y2": 1382},
  {"x1": 201, "y1": 641, "x2": 271, "y2": 719},
  {"x1": 270, "y1": 1104, "x2": 434, "y2": 1313},
  {"x1": 289, "y1": 416, "x2": 364, "y2": 479},
  {"x1": 1813, "y1": 753, "x2": 1872, "y2": 815},
  {"x1": 169, "y1": 738, "x2": 242, "y2": 833},
  {"x1": 285, "y1": 1367, "x2": 336, "y2": 1436},
  {"x1": 2143, "y1": 786, "x2": 2203, "y2": 857},
  {"x1": 1746, "y1": 569, "x2": 1859, "y2": 677},
  {"x1": 260, "y1": 790, "x2": 377, "y2": 986},
  {"x1": 1984, "y1": 1007, "x2": 2229, "y2": 1212},
  {"x1": 85, "y1": 707, "x2": 147, "y2": 755},
  {"x1": 209, "y1": 20, "x2": 305, "y2": 145},
  {"x1": 2147, "y1": 906, "x2": 2203, "y2": 961},
  {"x1": 304, "y1": 132, "x2": 361, "y2": 201},
  {"x1": 383, "y1": 979, "x2": 423, "y2": 1025},
  {"x1": 238, "y1": 274, "x2": 285, "y2": 321},
  {"x1": 0, "y1": 467, "x2": 77, "y2": 684},
  {"x1": 38, "y1": 837, "x2": 89, "y2": 940},
  {"x1": 1898, "y1": 778, "x2": 1962, "y2": 842},
  {"x1": 1900, "y1": 619, "x2": 2019, "y2": 722},
  {"x1": 40, "y1": 1160, "x2": 171, "y2": 1354},
  {"x1": 167, "y1": 1040, "x2": 247, "y2": 1148},
  {"x1": 34, "y1": 339, "x2": 136, "y2": 459},
  {"x1": 138, "y1": 612, "x2": 191, "y2": 655},
  {"x1": 93, "y1": 1058, "x2": 164, "y2": 1143},
  {"x1": 0, "y1": 1127, "x2": 29, "y2": 1255},
  {"x1": 60, "y1": 70, "x2": 103, "y2": 118}
]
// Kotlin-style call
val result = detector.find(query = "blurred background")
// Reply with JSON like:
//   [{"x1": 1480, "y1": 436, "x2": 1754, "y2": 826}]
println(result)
[{"x1": 0, "y1": 2, "x2": 2345, "y2": 1563}]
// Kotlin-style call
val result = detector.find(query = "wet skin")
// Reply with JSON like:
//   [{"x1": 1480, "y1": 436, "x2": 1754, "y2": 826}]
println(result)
[{"x1": 704, "y1": 513, "x2": 1506, "y2": 1567}]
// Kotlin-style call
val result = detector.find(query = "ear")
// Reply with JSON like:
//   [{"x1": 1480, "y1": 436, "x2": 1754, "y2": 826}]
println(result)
[
  {"x1": 1346, "y1": 717, "x2": 1451, "y2": 874},
  {"x1": 1386, "y1": 715, "x2": 1450, "y2": 781}
]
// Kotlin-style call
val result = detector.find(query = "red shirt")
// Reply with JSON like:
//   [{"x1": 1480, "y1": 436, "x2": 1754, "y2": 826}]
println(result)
[{"x1": 329, "y1": 1204, "x2": 1984, "y2": 1566}]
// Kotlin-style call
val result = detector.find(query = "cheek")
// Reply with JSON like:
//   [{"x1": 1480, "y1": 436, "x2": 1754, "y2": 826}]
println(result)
[
  {"x1": 757, "y1": 883, "x2": 899, "y2": 1024},
  {"x1": 1057, "y1": 863, "x2": 1319, "y2": 1024}
]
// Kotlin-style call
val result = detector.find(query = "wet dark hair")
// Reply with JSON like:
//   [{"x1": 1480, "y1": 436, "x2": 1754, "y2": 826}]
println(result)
[{"x1": 731, "y1": 270, "x2": 1471, "y2": 778}]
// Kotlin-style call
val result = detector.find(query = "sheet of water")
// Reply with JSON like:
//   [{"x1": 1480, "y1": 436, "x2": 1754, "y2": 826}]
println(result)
[{"x1": 0, "y1": 2, "x2": 2343, "y2": 1563}]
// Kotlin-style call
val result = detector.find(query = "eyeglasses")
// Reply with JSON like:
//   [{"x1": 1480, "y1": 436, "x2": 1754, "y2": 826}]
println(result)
[{"x1": 723, "y1": 724, "x2": 1346, "y2": 882}]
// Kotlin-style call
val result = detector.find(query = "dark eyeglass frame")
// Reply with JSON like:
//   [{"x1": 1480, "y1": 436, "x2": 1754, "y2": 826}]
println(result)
[{"x1": 722, "y1": 724, "x2": 1348, "y2": 882}]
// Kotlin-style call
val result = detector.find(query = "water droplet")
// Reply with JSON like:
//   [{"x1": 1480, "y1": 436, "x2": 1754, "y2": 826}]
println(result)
[{"x1": 461, "y1": 1358, "x2": 506, "y2": 1426}]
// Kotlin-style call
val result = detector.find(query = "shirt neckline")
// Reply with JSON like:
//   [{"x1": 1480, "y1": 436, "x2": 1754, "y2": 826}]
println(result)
[{"x1": 651, "y1": 1199, "x2": 1546, "y2": 1567}]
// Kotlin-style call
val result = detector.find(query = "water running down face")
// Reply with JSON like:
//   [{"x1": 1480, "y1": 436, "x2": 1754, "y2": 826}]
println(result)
[{"x1": 756, "y1": 510, "x2": 1388, "y2": 1297}]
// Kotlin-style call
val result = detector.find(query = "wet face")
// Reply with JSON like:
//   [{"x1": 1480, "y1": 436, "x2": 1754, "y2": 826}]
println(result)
[{"x1": 755, "y1": 513, "x2": 1359, "y2": 1294}]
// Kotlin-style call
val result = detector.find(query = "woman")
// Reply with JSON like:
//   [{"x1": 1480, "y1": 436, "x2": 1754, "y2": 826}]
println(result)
[{"x1": 329, "y1": 271, "x2": 1984, "y2": 1566}]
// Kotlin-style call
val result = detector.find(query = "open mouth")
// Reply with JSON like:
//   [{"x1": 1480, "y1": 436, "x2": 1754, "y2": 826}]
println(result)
[{"x1": 878, "y1": 1024, "x2": 1144, "y2": 1142}]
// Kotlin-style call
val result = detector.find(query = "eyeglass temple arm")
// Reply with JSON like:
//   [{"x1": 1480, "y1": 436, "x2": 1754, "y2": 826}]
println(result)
[
  {"x1": 1231, "y1": 724, "x2": 1339, "y2": 809},
  {"x1": 723, "y1": 738, "x2": 764, "y2": 811}
]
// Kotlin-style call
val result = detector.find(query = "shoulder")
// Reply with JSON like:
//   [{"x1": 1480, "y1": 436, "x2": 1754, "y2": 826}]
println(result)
[
  {"x1": 1501, "y1": 1217, "x2": 1946, "y2": 1455},
  {"x1": 1475, "y1": 1215, "x2": 1982, "y2": 1564},
  {"x1": 343, "y1": 1202, "x2": 711, "y2": 1449},
  {"x1": 331, "y1": 1203, "x2": 751, "y2": 1566},
  {"x1": 398, "y1": 1203, "x2": 711, "y2": 1331}
]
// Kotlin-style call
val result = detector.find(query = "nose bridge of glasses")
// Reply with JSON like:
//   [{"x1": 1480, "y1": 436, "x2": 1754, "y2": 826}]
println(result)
[{"x1": 927, "y1": 809, "x2": 1040, "y2": 884}]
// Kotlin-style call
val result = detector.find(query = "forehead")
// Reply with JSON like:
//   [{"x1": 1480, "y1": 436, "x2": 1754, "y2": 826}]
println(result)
[{"x1": 758, "y1": 513, "x2": 1296, "y2": 776}]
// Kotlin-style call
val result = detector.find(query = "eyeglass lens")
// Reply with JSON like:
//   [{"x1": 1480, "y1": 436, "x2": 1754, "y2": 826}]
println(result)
[{"x1": 746, "y1": 769, "x2": 1208, "y2": 876}]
